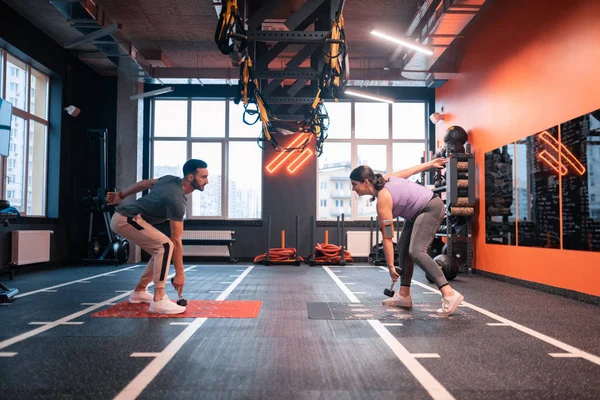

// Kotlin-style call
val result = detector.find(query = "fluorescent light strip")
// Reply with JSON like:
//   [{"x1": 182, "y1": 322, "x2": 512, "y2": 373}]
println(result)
[
  {"x1": 344, "y1": 89, "x2": 394, "y2": 104},
  {"x1": 370, "y1": 30, "x2": 434, "y2": 56}
]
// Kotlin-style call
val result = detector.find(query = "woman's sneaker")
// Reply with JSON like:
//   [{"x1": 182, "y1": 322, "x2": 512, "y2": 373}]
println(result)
[
  {"x1": 436, "y1": 290, "x2": 464, "y2": 316},
  {"x1": 382, "y1": 293, "x2": 412, "y2": 308},
  {"x1": 148, "y1": 295, "x2": 186, "y2": 314},
  {"x1": 129, "y1": 290, "x2": 153, "y2": 304}
]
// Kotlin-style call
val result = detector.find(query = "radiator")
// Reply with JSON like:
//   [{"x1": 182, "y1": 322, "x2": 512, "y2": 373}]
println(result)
[
  {"x1": 346, "y1": 231, "x2": 396, "y2": 257},
  {"x1": 11, "y1": 230, "x2": 53, "y2": 266},
  {"x1": 182, "y1": 230, "x2": 233, "y2": 257}
]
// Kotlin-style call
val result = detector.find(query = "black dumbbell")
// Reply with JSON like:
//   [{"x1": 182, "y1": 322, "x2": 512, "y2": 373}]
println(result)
[
  {"x1": 383, "y1": 267, "x2": 403, "y2": 297},
  {"x1": 170, "y1": 277, "x2": 188, "y2": 306}
]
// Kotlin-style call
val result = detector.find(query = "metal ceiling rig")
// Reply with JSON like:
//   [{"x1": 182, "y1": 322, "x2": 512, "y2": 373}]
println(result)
[{"x1": 215, "y1": 0, "x2": 348, "y2": 155}]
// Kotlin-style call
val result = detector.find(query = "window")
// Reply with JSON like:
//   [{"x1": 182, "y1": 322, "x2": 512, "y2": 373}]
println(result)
[
  {"x1": 152, "y1": 100, "x2": 262, "y2": 219},
  {"x1": 317, "y1": 101, "x2": 428, "y2": 220},
  {"x1": 1, "y1": 50, "x2": 50, "y2": 216}
]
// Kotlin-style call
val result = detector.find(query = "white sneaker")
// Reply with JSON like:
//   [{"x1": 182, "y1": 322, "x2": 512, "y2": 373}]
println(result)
[
  {"x1": 128, "y1": 290, "x2": 153, "y2": 304},
  {"x1": 382, "y1": 293, "x2": 413, "y2": 308},
  {"x1": 148, "y1": 295, "x2": 186, "y2": 314},
  {"x1": 436, "y1": 290, "x2": 464, "y2": 316}
]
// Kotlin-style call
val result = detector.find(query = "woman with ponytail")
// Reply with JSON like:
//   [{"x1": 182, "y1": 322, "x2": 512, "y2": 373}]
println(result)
[{"x1": 349, "y1": 158, "x2": 464, "y2": 316}]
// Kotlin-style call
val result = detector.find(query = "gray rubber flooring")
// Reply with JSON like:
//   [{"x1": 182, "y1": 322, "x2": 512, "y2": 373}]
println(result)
[{"x1": 1, "y1": 263, "x2": 599, "y2": 399}]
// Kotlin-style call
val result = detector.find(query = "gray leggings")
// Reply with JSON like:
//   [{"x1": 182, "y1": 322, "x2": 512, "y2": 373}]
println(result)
[{"x1": 399, "y1": 196, "x2": 448, "y2": 288}]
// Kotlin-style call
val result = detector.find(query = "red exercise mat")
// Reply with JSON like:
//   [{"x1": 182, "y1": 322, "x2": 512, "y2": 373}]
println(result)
[{"x1": 92, "y1": 300, "x2": 262, "y2": 318}]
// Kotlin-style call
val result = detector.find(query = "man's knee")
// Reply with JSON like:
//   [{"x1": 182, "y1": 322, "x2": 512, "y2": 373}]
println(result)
[{"x1": 152, "y1": 239, "x2": 174, "y2": 255}]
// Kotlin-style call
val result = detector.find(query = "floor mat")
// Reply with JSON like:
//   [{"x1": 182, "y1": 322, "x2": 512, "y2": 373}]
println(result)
[
  {"x1": 307, "y1": 302, "x2": 472, "y2": 320},
  {"x1": 92, "y1": 300, "x2": 262, "y2": 318}
]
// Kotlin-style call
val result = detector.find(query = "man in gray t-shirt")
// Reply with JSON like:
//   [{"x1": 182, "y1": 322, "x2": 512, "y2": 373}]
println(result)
[{"x1": 107, "y1": 159, "x2": 209, "y2": 315}]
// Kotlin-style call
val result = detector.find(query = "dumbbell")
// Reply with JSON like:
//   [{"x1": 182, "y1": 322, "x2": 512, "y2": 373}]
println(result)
[
  {"x1": 383, "y1": 267, "x2": 403, "y2": 297},
  {"x1": 170, "y1": 277, "x2": 188, "y2": 306}
]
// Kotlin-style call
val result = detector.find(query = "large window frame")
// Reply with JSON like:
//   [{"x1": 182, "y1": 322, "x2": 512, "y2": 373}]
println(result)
[
  {"x1": 318, "y1": 101, "x2": 429, "y2": 221},
  {"x1": 151, "y1": 99, "x2": 263, "y2": 220},
  {"x1": 0, "y1": 49, "x2": 50, "y2": 217}
]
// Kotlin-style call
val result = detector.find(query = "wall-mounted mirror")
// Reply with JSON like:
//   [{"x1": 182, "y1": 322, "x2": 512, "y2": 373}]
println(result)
[
  {"x1": 561, "y1": 109, "x2": 600, "y2": 252},
  {"x1": 515, "y1": 126, "x2": 560, "y2": 248},
  {"x1": 485, "y1": 144, "x2": 515, "y2": 245}
]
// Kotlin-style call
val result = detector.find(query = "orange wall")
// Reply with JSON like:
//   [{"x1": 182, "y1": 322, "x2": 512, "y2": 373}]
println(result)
[{"x1": 436, "y1": 0, "x2": 600, "y2": 296}]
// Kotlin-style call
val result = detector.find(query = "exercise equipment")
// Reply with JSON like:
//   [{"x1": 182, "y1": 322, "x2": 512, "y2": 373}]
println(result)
[
  {"x1": 442, "y1": 240, "x2": 468, "y2": 272},
  {"x1": 383, "y1": 281, "x2": 395, "y2": 297},
  {"x1": 171, "y1": 277, "x2": 188, "y2": 306},
  {"x1": 0, "y1": 281, "x2": 18, "y2": 303},
  {"x1": 307, "y1": 214, "x2": 352, "y2": 265},
  {"x1": 81, "y1": 129, "x2": 129, "y2": 266},
  {"x1": 254, "y1": 215, "x2": 303, "y2": 265},
  {"x1": 425, "y1": 254, "x2": 459, "y2": 283}
]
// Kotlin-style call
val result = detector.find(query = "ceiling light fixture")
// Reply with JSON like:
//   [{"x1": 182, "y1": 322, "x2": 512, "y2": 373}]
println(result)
[
  {"x1": 370, "y1": 30, "x2": 434, "y2": 56},
  {"x1": 344, "y1": 89, "x2": 394, "y2": 104}
]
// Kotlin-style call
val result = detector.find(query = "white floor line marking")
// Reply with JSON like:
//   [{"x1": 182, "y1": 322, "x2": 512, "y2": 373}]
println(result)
[
  {"x1": 337, "y1": 275, "x2": 348, "y2": 278},
  {"x1": 14, "y1": 265, "x2": 142, "y2": 298},
  {"x1": 327, "y1": 266, "x2": 455, "y2": 400},
  {"x1": 105, "y1": 274, "x2": 116, "y2": 277},
  {"x1": 28, "y1": 322, "x2": 50, "y2": 325},
  {"x1": 0, "y1": 266, "x2": 198, "y2": 352},
  {"x1": 130, "y1": 353, "x2": 160, "y2": 358},
  {"x1": 0, "y1": 352, "x2": 17, "y2": 357},
  {"x1": 382, "y1": 323, "x2": 404, "y2": 326},
  {"x1": 344, "y1": 282, "x2": 355, "y2": 285},
  {"x1": 549, "y1": 353, "x2": 580, "y2": 358},
  {"x1": 81, "y1": 303, "x2": 99, "y2": 306},
  {"x1": 114, "y1": 265, "x2": 254, "y2": 400},
  {"x1": 170, "y1": 322, "x2": 192, "y2": 326},
  {"x1": 42, "y1": 290, "x2": 58, "y2": 293},
  {"x1": 324, "y1": 268, "x2": 360, "y2": 302},
  {"x1": 115, "y1": 290, "x2": 131, "y2": 293},
  {"x1": 61, "y1": 322, "x2": 84, "y2": 325},
  {"x1": 412, "y1": 353, "x2": 441, "y2": 359},
  {"x1": 487, "y1": 323, "x2": 509, "y2": 326},
  {"x1": 79, "y1": 281, "x2": 91, "y2": 284},
  {"x1": 407, "y1": 277, "x2": 600, "y2": 367}
]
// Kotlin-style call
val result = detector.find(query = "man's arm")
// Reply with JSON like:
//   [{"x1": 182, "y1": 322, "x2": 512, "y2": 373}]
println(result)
[
  {"x1": 384, "y1": 158, "x2": 447, "y2": 180},
  {"x1": 376, "y1": 189, "x2": 398, "y2": 279},
  {"x1": 106, "y1": 179, "x2": 158, "y2": 205},
  {"x1": 169, "y1": 220, "x2": 185, "y2": 287}
]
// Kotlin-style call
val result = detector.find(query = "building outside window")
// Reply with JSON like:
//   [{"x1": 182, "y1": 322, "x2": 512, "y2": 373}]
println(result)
[
  {"x1": 317, "y1": 101, "x2": 428, "y2": 220},
  {"x1": 1, "y1": 50, "x2": 50, "y2": 216}
]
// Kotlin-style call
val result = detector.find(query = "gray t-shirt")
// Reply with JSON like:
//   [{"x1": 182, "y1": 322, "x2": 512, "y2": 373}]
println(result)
[{"x1": 117, "y1": 175, "x2": 187, "y2": 225}]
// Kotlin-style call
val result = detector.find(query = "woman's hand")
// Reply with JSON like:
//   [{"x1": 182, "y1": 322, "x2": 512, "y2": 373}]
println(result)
[
  {"x1": 430, "y1": 157, "x2": 448, "y2": 169},
  {"x1": 388, "y1": 265, "x2": 400, "y2": 282}
]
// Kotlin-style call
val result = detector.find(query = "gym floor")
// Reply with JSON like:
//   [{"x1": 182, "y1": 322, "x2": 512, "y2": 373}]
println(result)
[{"x1": 1, "y1": 264, "x2": 599, "y2": 400}]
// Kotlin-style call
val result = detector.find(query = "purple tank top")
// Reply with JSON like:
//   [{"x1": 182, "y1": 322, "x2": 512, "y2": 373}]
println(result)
[{"x1": 383, "y1": 176, "x2": 434, "y2": 220}]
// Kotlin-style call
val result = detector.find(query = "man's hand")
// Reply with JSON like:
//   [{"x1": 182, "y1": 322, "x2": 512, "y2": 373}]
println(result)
[
  {"x1": 430, "y1": 158, "x2": 448, "y2": 169},
  {"x1": 172, "y1": 273, "x2": 185, "y2": 291},
  {"x1": 388, "y1": 266, "x2": 400, "y2": 282},
  {"x1": 106, "y1": 191, "x2": 123, "y2": 206}
]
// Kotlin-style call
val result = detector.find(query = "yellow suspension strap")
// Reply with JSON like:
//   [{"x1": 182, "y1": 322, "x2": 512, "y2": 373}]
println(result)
[
  {"x1": 320, "y1": 1, "x2": 348, "y2": 101},
  {"x1": 214, "y1": 0, "x2": 247, "y2": 56}
]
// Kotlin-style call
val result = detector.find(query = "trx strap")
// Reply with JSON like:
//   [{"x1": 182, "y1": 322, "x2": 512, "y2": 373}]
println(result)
[{"x1": 214, "y1": 0, "x2": 247, "y2": 57}]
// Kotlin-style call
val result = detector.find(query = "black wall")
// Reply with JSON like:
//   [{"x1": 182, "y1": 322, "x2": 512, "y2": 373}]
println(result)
[
  {"x1": 142, "y1": 84, "x2": 436, "y2": 260},
  {"x1": 0, "y1": 0, "x2": 118, "y2": 269}
]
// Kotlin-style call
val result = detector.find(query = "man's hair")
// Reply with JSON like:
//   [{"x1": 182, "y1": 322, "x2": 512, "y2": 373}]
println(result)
[{"x1": 182, "y1": 159, "x2": 208, "y2": 176}]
